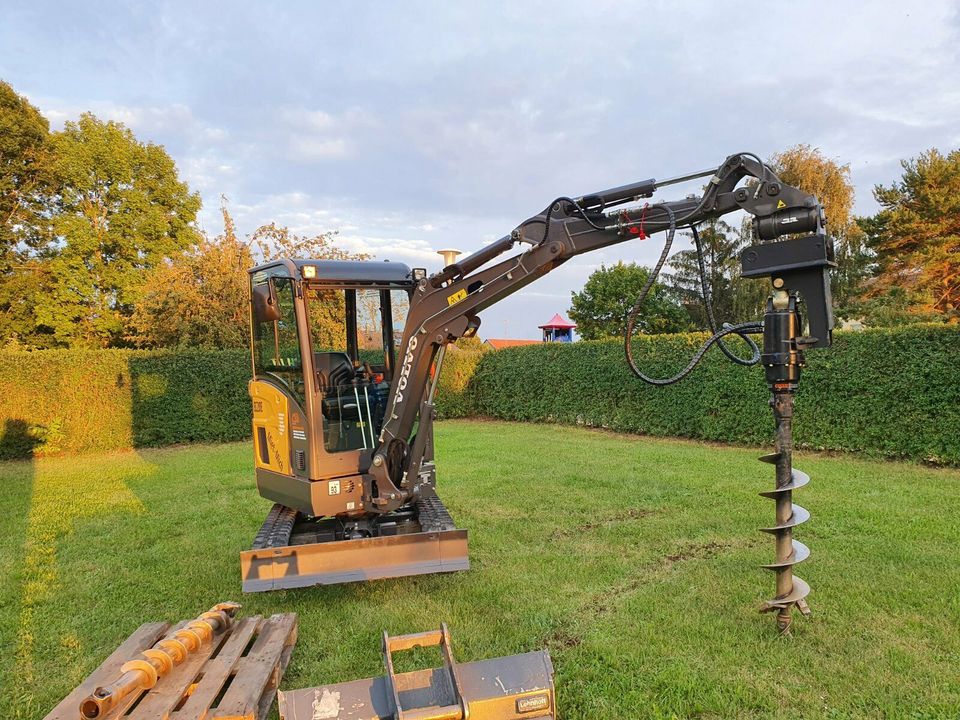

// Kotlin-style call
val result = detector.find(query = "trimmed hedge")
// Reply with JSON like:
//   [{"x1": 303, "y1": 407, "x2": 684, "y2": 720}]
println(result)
[
  {"x1": 435, "y1": 348, "x2": 486, "y2": 418},
  {"x1": 467, "y1": 324, "x2": 960, "y2": 464},
  {"x1": 0, "y1": 349, "x2": 251, "y2": 459},
  {"x1": 0, "y1": 346, "x2": 479, "y2": 459},
  {"x1": 2, "y1": 325, "x2": 957, "y2": 463}
]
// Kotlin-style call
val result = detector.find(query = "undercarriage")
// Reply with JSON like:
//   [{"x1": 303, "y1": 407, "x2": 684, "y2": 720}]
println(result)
[{"x1": 240, "y1": 494, "x2": 469, "y2": 592}]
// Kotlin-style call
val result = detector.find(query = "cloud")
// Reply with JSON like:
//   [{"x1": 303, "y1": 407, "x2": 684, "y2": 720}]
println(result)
[
  {"x1": 289, "y1": 137, "x2": 350, "y2": 159},
  {"x1": 5, "y1": 0, "x2": 959, "y2": 337},
  {"x1": 36, "y1": 98, "x2": 229, "y2": 148},
  {"x1": 274, "y1": 106, "x2": 379, "y2": 161}
]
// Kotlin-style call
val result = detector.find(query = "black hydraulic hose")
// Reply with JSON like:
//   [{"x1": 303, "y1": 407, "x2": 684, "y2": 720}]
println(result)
[
  {"x1": 623, "y1": 205, "x2": 763, "y2": 386},
  {"x1": 690, "y1": 225, "x2": 761, "y2": 366},
  {"x1": 538, "y1": 153, "x2": 774, "y2": 385},
  {"x1": 540, "y1": 196, "x2": 607, "y2": 243},
  {"x1": 626, "y1": 321, "x2": 764, "y2": 386}
]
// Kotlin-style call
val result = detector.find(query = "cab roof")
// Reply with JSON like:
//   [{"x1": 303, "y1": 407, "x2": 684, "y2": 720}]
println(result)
[{"x1": 250, "y1": 258, "x2": 414, "y2": 284}]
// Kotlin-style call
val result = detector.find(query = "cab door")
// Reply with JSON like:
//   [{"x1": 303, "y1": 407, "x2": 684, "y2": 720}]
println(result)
[{"x1": 249, "y1": 273, "x2": 311, "y2": 480}]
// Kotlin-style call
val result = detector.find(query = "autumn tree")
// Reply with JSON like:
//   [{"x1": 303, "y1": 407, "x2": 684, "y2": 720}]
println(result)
[
  {"x1": 131, "y1": 203, "x2": 253, "y2": 348},
  {"x1": 250, "y1": 223, "x2": 365, "y2": 263},
  {"x1": 569, "y1": 262, "x2": 690, "y2": 340},
  {"x1": 250, "y1": 223, "x2": 372, "y2": 352},
  {"x1": 35, "y1": 113, "x2": 201, "y2": 346},
  {"x1": 768, "y1": 145, "x2": 872, "y2": 316},
  {"x1": 132, "y1": 206, "x2": 371, "y2": 349},
  {"x1": 861, "y1": 148, "x2": 959, "y2": 321}
]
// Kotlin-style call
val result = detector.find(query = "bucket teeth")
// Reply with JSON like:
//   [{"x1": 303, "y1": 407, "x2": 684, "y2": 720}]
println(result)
[{"x1": 760, "y1": 391, "x2": 811, "y2": 634}]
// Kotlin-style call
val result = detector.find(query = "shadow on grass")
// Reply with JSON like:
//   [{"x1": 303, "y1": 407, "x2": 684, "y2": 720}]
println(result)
[
  {"x1": 0, "y1": 352, "x2": 251, "y2": 717},
  {"x1": 128, "y1": 353, "x2": 250, "y2": 450},
  {"x1": 6, "y1": 430, "x2": 151, "y2": 718},
  {"x1": 0, "y1": 419, "x2": 37, "y2": 714}
]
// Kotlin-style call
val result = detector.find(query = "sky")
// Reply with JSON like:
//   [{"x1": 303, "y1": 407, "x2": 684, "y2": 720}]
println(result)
[{"x1": 2, "y1": 1, "x2": 959, "y2": 339}]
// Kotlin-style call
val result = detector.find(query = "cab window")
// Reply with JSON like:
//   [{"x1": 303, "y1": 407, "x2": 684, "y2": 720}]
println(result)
[
  {"x1": 251, "y1": 276, "x2": 305, "y2": 407},
  {"x1": 304, "y1": 285, "x2": 410, "y2": 453}
]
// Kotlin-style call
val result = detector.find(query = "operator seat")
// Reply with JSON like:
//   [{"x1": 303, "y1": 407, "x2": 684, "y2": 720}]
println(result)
[
  {"x1": 315, "y1": 352, "x2": 362, "y2": 427},
  {"x1": 314, "y1": 352, "x2": 355, "y2": 391}
]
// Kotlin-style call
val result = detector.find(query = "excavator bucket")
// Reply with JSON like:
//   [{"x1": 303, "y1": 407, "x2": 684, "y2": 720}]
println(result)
[
  {"x1": 278, "y1": 624, "x2": 556, "y2": 720},
  {"x1": 240, "y1": 496, "x2": 469, "y2": 592}
]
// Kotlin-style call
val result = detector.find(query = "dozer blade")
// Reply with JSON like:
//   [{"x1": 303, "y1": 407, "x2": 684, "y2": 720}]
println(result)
[
  {"x1": 240, "y1": 496, "x2": 469, "y2": 592},
  {"x1": 278, "y1": 624, "x2": 556, "y2": 720}
]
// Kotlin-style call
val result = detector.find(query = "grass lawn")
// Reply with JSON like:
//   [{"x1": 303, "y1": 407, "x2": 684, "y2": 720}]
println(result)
[{"x1": 1, "y1": 419, "x2": 958, "y2": 719}]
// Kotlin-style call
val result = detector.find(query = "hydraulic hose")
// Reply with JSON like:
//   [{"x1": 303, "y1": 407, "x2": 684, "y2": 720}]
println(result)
[{"x1": 623, "y1": 206, "x2": 762, "y2": 386}]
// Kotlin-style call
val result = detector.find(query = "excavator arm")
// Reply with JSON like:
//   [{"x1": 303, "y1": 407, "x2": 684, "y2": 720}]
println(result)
[{"x1": 363, "y1": 152, "x2": 835, "y2": 512}]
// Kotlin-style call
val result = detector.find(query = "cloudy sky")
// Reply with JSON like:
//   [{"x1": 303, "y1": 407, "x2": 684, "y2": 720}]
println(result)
[{"x1": 3, "y1": 1, "x2": 959, "y2": 338}]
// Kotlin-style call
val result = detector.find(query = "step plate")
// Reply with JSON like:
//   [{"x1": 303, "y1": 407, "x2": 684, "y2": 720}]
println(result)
[{"x1": 240, "y1": 498, "x2": 469, "y2": 592}]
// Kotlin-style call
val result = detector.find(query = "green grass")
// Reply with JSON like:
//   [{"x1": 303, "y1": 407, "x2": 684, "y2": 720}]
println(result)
[{"x1": 1, "y1": 420, "x2": 958, "y2": 719}]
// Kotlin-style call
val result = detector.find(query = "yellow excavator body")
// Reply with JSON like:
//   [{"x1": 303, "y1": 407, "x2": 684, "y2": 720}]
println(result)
[{"x1": 239, "y1": 259, "x2": 469, "y2": 592}]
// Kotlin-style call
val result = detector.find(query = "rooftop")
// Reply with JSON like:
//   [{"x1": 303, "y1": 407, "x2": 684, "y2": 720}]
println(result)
[
  {"x1": 539, "y1": 313, "x2": 577, "y2": 329},
  {"x1": 483, "y1": 338, "x2": 543, "y2": 350}
]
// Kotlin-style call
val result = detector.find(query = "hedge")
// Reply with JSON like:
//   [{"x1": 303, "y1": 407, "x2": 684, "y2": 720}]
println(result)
[
  {"x1": 0, "y1": 349, "x2": 252, "y2": 459},
  {"x1": 2, "y1": 325, "x2": 957, "y2": 463},
  {"x1": 466, "y1": 324, "x2": 960, "y2": 464},
  {"x1": 0, "y1": 346, "x2": 479, "y2": 459}
]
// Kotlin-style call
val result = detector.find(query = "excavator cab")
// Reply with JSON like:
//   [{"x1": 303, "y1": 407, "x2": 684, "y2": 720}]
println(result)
[{"x1": 241, "y1": 258, "x2": 469, "y2": 592}]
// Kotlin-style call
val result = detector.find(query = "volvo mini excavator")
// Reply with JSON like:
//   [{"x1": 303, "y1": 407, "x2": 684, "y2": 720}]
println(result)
[{"x1": 240, "y1": 151, "x2": 835, "y2": 615}]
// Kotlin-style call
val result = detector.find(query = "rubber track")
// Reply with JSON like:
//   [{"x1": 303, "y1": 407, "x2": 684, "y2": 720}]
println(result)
[
  {"x1": 416, "y1": 494, "x2": 458, "y2": 533},
  {"x1": 252, "y1": 494, "x2": 458, "y2": 549},
  {"x1": 252, "y1": 503, "x2": 298, "y2": 549}
]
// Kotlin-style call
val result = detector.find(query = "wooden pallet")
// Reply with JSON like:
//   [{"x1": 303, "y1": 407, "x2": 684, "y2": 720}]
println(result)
[{"x1": 45, "y1": 612, "x2": 298, "y2": 720}]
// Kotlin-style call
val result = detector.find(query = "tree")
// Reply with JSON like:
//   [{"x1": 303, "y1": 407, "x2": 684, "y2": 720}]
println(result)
[
  {"x1": 0, "y1": 81, "x2": 55, "y2": 347},
  {"x1": 568, "y1": 262, "x2": 690, "y2": 340},
  {"x1": 130, "y1": 203, "x2": 253, "y2": 348},
  {"x1": 666, "y1": 218, "x2": 767, "y2": 327},
  {"x1": 250, "y1": 223, "x2": 365, "y2": 262},
  {"x1": 252, "y1": 222, "x2": 371, "y2": 352},
  {"x1": 769, "y1": 145, "x2": 873, "y2": 316},
  {"x1": 36, "y1": 113, "x2": 201, "y2": 347},
  {"x1": 861, "y1": 148, "x2": 960, "y2": 321},
  {"x1": 131, "y1": 203, "x2": 371, "y2": 349},
  {"x1": 0, "y1": 80, "x2": 52, "y2": 262}
]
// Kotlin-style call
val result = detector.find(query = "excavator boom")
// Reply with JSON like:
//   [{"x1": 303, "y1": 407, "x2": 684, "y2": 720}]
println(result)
[{"x1": 365, "y1": 152, "x2": 833, "y2": 513}]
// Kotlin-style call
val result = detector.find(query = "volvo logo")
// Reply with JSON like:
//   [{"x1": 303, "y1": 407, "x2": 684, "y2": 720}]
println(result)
[{"x1": 393, "y1": 335, "x2": 418, "y2": 407}]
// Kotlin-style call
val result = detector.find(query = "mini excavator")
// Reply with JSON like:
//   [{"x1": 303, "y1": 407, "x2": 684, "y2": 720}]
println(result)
[{"x1": 240, "y1": 152, "x2": 834, "y2": 635}]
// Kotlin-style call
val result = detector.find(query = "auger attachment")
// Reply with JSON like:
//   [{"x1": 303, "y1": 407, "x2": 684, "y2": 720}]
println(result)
[
  {"x1": 78, "y1": 602, "x2": 241, "y2": 719},
  {"x1": 758, "y1": 289, "x2": 813, "y2": 634}
]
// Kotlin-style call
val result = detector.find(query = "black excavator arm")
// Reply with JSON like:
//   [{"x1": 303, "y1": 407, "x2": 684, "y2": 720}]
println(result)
[{"x1": 363, "y1": 152, "x2": 835, "y2": 512}]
